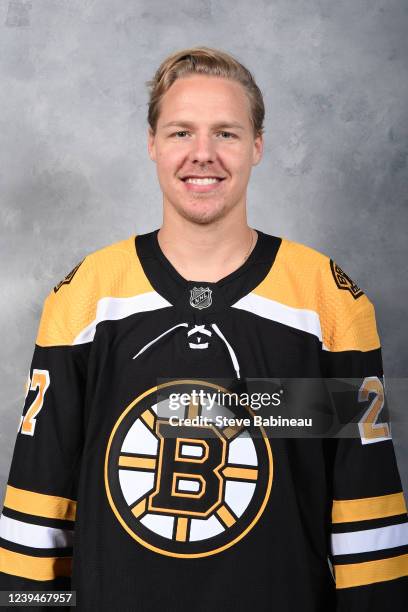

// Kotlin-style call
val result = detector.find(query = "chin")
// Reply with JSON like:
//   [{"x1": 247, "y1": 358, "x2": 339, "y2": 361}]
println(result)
[
  {"x1": 178, "y1": 203, "x2": 229, "y2": 225},
  {"x1": 169, "y1": 195, "x2": 235, "y2": 225}
]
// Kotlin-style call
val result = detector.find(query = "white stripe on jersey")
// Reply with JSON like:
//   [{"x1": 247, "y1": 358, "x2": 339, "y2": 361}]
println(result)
[
  {"x1": 73, "y1": 291, "x2": 172, "y2": 344},
  {"x1": 231, "y1": 293, "x2": 326, "y2": 348},
  {"x1": 331, "y1": 522, "x2": 408, "y2": 556},
  {"x1": 0, "y1": 514, "x2": 74, "y2": 549}
]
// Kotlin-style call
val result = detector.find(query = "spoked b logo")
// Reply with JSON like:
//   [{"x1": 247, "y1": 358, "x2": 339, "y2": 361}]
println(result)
[{"x1": 105, "y1": 380, "x2": 273, "y2": 558}]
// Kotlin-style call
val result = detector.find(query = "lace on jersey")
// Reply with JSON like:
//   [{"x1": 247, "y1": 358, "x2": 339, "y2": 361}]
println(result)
[{"x1": 132, "y1": 322, "x2": 241, "y2": 379}]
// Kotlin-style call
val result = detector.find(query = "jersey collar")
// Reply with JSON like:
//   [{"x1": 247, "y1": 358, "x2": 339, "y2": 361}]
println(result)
[{"x1": 135, "y1": 228, "x2": 281, "y2": 315}]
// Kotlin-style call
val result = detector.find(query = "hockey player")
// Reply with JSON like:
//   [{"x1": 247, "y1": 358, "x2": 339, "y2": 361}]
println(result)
[{"x1": 1, "y1": 46, "x2": 407, "y2": 611}]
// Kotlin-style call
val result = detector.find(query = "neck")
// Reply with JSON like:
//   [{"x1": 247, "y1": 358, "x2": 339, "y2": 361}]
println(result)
[{"x1": 157, "y1": 214, "x2": 257, "y2": 283}]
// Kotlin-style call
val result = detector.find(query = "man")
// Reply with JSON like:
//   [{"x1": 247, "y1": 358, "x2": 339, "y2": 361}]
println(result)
[{"x1": 0, "y1": 46, "x2": 407, "y2": 611}]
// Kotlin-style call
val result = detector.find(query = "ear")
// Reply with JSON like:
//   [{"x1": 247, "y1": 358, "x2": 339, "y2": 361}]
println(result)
[
  {"x1": 147, "y1": 127, "x2": 156, "y2": 162},
  {"x1": 252, "y1": 132, "x2": 264, "y2": 166}
]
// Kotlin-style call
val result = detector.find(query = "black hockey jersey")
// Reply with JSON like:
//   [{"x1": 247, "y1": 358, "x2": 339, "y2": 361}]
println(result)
[{"x1": 0, "y1": 229, "x2": 407, "y2": 611}]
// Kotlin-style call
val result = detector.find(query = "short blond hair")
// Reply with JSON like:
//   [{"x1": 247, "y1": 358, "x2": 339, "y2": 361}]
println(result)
[{"x1": 146, "y1": 46, "x2": 265, "y2": 138}]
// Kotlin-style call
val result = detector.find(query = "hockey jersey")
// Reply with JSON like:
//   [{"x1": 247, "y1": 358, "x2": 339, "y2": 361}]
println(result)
[{"x1": 0, "y1": 228, "x2": 407, "y2": 611}]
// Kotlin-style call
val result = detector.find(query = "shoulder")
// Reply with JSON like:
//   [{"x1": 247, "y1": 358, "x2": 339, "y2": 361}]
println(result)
[
  {"x1": 36, "y1": 235, "x2": 154, "y2": 347},
  {"x1": 253, "y1": 237, "x2": 379, "y2": 352}
]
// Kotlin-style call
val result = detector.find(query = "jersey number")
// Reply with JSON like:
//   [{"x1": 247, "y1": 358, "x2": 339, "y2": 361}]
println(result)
[
  {"x1": 358, "y1": 376, "x2": 391, "y2": 445},
  {"x1": 19, "y1": 369, "x2": 50, "y2": 436}
]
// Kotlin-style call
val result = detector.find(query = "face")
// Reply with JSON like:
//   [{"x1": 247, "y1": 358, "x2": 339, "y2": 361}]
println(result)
[{"x1": 148, "y1": 74, "x2": 263, "y2": 225}]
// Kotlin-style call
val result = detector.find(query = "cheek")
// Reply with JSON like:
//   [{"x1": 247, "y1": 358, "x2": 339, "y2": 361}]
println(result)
[
  {"x1": 219, "y1": 145, "x2": 252, "y2": 167},
  {"x1": 228, "y1": 154, "x2": 252, "y2": 181},
  {"x1": 157, "y1": 148, "x2": 185, "y2": 172}
]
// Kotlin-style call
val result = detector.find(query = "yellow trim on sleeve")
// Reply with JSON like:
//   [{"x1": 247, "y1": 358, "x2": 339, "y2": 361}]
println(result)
[
  {"x1": 335, "y1": 553, "x2": 408, "y2": 588},
  {"x1": 332, "y1": 492, "x2": 408, "y2": 524},
  {"x1": 4, "y1": 485, "x2": 77, "y2": 522},
  {"x1": 0, "y1": 547, "x2": 72, "y2": 581}
]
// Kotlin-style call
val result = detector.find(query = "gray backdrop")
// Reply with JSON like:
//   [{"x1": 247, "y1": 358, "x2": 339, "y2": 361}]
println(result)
[{"x1": 1, "y1": 0, "x2": 407, "y2": 508}]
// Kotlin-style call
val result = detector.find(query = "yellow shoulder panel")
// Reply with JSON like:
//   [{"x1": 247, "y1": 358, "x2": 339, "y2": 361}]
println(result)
[
  {"x1": 253, "y1": 238, "x2": 380, "y2": 352},
  {"x1": 36, "y1": 236, "x2": 154, "y2": 347}
]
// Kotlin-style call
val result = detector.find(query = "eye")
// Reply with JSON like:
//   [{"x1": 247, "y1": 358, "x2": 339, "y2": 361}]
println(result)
[
  {"x1": 218, "y1": 131, "x2": 236, "y2": 139},
  {"x1": 171, "y1": 131, "x2": 189, "y2": 138}
]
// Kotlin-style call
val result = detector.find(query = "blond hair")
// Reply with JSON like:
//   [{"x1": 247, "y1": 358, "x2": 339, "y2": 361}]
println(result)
[{"x1": 146, "y1": 46, "x2": 265, "y2": 138}]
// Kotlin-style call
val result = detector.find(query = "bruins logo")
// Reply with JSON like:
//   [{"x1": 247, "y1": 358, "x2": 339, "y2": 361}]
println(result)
[
  {"x1": 105, "y1": 380, "x2": 273, "y2": 558},
  {"x1": 54, "y1": 259, "x2": 84, "y2": 293},
  {"x1": 330, "y1": 260, "x2": 364, "y2": 299}
]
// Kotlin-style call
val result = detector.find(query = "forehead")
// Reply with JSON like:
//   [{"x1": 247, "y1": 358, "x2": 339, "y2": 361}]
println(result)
[{"x1": 158, "y1": 75, "x2": 251, "y2": 126}]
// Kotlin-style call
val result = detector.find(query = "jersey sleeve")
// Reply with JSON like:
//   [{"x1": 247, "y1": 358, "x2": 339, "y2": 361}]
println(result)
[
  {"x1": 320, "y1": 261, "x2": 408, "y2": 609},
  {"x1": 0, "y1": 257, "x2": 94, "y2": 596}
]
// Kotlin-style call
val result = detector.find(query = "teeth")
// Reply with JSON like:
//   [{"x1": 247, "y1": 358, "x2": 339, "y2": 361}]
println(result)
[{"x1": 185, "y1": 177, "x2": 220, "y2": 185}]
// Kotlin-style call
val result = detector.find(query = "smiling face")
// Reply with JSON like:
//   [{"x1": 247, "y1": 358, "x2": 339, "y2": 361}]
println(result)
[{"x1": 147, "y1": 74, "x2": 263, "y2": 225}]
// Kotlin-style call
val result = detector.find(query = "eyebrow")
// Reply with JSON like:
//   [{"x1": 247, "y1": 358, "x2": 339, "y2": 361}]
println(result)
[{"x1": 161, "y1": 120, "x2": 245, "y2": 131}]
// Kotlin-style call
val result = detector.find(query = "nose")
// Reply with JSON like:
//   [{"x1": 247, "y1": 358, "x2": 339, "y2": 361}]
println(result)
[{"x1": 188, "y1": 132, "x2": 216, "y2": 164}]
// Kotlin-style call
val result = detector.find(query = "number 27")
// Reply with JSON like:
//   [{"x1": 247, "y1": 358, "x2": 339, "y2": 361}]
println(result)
[
  {"x1": 358, "y1": 376, "x2": 391, "y2": 445},
  {"x1": 19, "y1": 369, "x2": 50, "y2": 436}
]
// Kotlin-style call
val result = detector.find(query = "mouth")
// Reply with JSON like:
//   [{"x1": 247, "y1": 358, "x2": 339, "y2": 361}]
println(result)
[{"x1": 180, "y1": 176, "x2": 226, "y2": 192}]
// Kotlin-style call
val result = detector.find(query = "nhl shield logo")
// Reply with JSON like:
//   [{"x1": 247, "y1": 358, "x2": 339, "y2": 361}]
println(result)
[{"x1": 189, "y1": 286, "x2": 213, "y2": 309}]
